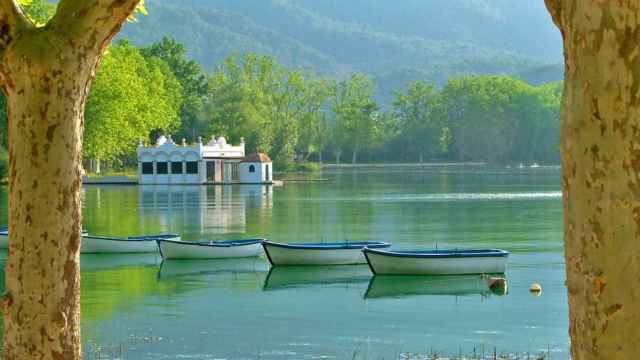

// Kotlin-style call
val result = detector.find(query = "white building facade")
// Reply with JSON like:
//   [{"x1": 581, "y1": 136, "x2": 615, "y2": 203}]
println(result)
[
  {"x1": 137, "y1": 135, "x2": 272, "y2": 185},
  {"x1": 239, "y1": 153, "x2": 273, "y2": 184}
]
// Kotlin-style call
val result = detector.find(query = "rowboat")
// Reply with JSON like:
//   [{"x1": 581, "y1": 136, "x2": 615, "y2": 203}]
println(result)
[
  {"x1": 0, "y1": 228, "x2": 89, "y2": 249},
  {"x1": 262, "y1": 241, "x2": 391, "y2": 266},
  {"x1": 364, "y1": 274, "x2": 508, "y2": 299},
  {"x1": 81, "y1": 234, "x2": 180, "y2": 254},
  {"x1": 363, "y1": 248, "x2": 509, "y2": 275},
  {"x1": 157, "y1": 238, "x2": 264, "y2": 259},
  {"x1": 263, "y1": 265, "x2": 371, "y2": 291},
  {"x1": 0, "y1": 227, "x2": 8, "y2": 248}
]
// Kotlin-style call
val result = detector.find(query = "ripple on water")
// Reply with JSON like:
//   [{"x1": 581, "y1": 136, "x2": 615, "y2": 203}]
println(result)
[{"x1": 301, "y1": 192, "x2": 562, "y2": 203}]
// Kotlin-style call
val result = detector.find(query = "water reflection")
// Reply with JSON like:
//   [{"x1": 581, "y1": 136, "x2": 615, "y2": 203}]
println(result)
[
  {"x1": 80, "y1": 253, "x2": 159, "y2": 271},
  {"x1": 365, "y1": 275, "x2": 508, "y2": 299},
  {"x1": 158, "y1": 258, "x2": 269, "y2": 279},
  {"x1": 0, "y1": 168, "x2": 569, "y2": 357},
  {"x1": 137, "y1": 185, "x2": 273, "y2": 238},
  {"x1": 81, "y1": 257, "x2": 164, "y2": 324},
  {"x1": 263, "y1": 265, "x2": 371, "y2": 291}
]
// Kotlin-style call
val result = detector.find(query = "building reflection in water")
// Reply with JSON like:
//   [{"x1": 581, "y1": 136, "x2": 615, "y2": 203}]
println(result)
[{"x1": 138, "y1": 185, "x2": 273, "y2": 239}]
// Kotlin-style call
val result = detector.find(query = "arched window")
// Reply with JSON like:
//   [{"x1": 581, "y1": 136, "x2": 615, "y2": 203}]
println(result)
[{"x1": 249, "y1": 165, "x2": 256, "y2": 173}]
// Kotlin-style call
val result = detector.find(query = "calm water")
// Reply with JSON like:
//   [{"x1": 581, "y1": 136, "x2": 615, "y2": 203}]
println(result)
[{"x1": 0, "y1": 166, "x2": 569, "y2": 359}]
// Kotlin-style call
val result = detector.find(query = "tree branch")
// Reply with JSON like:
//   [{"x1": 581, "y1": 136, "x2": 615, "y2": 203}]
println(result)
[
  {"x1": 544, "y1": 0, "x2": 563, "y2": 30},
  {"x1": 49, "y1": 0, "x2": 141, "y2": 53},
  {"x1": 0, "y1": 0, "x2": 31, "y2": 51}
]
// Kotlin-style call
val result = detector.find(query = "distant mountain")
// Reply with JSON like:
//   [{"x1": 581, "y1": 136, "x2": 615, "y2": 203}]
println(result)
[
  {"x1": 121, "y1": 0, "x2": 563, "y2": 103},
  {"x1": 515, "y1": 63, "x2": 565, "y2": 85}
]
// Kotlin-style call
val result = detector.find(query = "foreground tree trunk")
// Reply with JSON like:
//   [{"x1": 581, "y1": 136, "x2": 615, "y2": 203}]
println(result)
[
  {"x1": 0, "y1": 2, "x2": 139, "y2": 359},
  {"x1": 545, "y1": 2, "x2": 640, "y2": 359}
]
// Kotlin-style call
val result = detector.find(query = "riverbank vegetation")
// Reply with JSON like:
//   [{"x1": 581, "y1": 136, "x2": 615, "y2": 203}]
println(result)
[{"x1": 0, "y1": 37, "x2": 561, "y2": 174}]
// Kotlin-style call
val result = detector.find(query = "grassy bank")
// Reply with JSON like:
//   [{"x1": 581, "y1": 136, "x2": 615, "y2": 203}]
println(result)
[
  {"x1": 275, "y1": 161, "x2": 322, "y2": 173},
  {"x1": 84, "y1": 168, "x2": 137, "y2": 178}
]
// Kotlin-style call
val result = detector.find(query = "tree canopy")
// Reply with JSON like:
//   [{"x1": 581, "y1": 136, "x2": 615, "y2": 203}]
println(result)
[{"x1": 84, "y1": 41, "x2": 183, "y2": 164}]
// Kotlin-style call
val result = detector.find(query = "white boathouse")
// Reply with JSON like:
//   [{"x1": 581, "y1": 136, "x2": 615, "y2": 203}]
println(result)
[
  {"x1": 240, "y1": 153, "x2": 273, "y2": 184},
  {"x1": 137, "y1": 135, "x2": 273, "y2": 185}
]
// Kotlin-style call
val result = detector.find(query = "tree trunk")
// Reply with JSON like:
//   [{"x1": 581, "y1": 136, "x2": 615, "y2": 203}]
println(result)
[
  {"x1": 0, "y1": 2, "x2": 140, "y2": 359},
  {"x1": 351, "y1": 150, "x2": 357, "y2": 164},
  {"x1": 95, "y1": 158, "x2": 101, "y2": 174},
  {"x1": 336, "y1": 150, "x2": 341, "y2": 165},
  {"x1": 318, "y1": 149, "x2": 323, "y2": 164},
  {"x1": 3, "y1": 54, "x2": 87, "y2": 360},
  {"x1": 545, "y1": 2, "x2": 640, "y2": 359}
]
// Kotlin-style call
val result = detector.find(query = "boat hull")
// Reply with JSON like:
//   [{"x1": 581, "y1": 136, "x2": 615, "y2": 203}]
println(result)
[
  {"x1": 158, "y1": 239, "x2": 263, "y2": 259},
  {"x1": 364, "y1": 249, "x2": 508, "y2": 275},
  {"x1": 81, "y1": 235, "x2": 180, "y2": 254},
  {"x1": 263, "y1": 241, "x2": 390, "y2": 266}
]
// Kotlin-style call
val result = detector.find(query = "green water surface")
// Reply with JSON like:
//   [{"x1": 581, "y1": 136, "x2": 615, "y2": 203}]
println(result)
[{"x1": 0, "y1": 166, "x2": 568, "y2": 359}]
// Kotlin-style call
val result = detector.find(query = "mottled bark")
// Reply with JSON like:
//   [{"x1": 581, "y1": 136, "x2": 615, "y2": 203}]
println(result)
[
  {"x1": 0, "y1": 1, "x2": 140, "y2": 359},
  {"x1": 545, "y1": 1, "x2": 640, "y2": 359}
]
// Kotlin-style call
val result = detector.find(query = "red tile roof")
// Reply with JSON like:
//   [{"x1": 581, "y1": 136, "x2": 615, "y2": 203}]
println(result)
[{"x1": 241, "y1": 153, "x2": 272, "y2": 163}]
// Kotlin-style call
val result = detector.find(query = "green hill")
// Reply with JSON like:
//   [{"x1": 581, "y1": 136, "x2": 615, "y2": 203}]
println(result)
[{"x1": 121, "y1": 0, "x2": 564, "y2": 103}]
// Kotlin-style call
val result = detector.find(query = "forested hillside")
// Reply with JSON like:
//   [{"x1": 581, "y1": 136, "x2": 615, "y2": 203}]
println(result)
[
  {"x1": 0, "y1": 0, "x2": 565, "y2": 176},
  {"x1": 121, "y1": 0, "x2": 563, "y2": 102}
]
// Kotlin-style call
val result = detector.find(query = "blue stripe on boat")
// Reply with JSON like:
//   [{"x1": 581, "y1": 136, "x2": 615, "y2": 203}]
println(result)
[
  {"x1": 0, "y1": 228, "x2": 87, "y2": 236},
  {"x1": 158, "y1": 238, "x2": 264, "y2": 247},
  {"x1": 128, "y1": 234, "x2": 178, "y2": 240},
  {"x1": 84, "y1": 234, "x2": 175, "y2": 242},
  {"x1": 263, "y1": 241, "x2": 390, "y2": 250},
  {"x1": 363, "y1": 248, "x2": 508, "y2": 258}
]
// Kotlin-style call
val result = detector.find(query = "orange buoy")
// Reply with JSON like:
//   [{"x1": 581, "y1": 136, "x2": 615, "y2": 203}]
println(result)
[{"x1": 530, "y1": 283, "x2": 542, "y2": 296}]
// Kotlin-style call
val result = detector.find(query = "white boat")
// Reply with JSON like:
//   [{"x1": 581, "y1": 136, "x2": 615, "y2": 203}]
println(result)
[
  {"x1": 262, "y1": 241, "x2": 391, "y2": 266},
  {"x1": 81, "y1": 234, "x2": 180, "y2": 254},
  {"x1": 0, "y1": 228, "x2": 88, "y2": 249},
  {"x1": 157, "y1": 238, "x2": 264, "y2": 259},
  {"x1": 363, "y1": 248, "x2": 508, "y2": 275},
  {"x1": 0, "y1": 227, "x2": 7, "y2": 249}
]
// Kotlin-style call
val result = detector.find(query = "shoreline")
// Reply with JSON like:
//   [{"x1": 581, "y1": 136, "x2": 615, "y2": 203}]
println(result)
[
  {"x1": 321, "y1": 162, "x2": 560, "y2": 169},
  {"x1": 321, "y1": 162, "x2": 487, "y2": 169}
]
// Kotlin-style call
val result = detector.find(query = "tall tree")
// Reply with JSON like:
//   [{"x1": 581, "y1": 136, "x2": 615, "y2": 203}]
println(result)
[
  {"x1": 393, "y1": 80, "x2": 443, "y2": 162},
  {"x1": 297, "y1": 78, "x2": 331, "y2": 161},
  {"x1": 205, "y1": 54, "x2": 274, "y2": 153},
  {"x1": 84, "y1": 41, "x2": 182, "y2": 172},
  {"x1": 141, "y1": 36, "x2": 207, "y2": 142},
  {"x1": 0, "y1": 1, "x2": 141, "y2": 359},
  {"x1": 545, "y1": 1, "x2": 640, "y2": 359},
  {"x1": 331, "y1": 74, "x2": 378, "y2": 164}
]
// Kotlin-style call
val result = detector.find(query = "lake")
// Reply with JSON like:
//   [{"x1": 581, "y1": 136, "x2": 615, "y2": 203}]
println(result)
[{"x1": 0, "y1": 166, "x2": 568, "y2": 359}]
